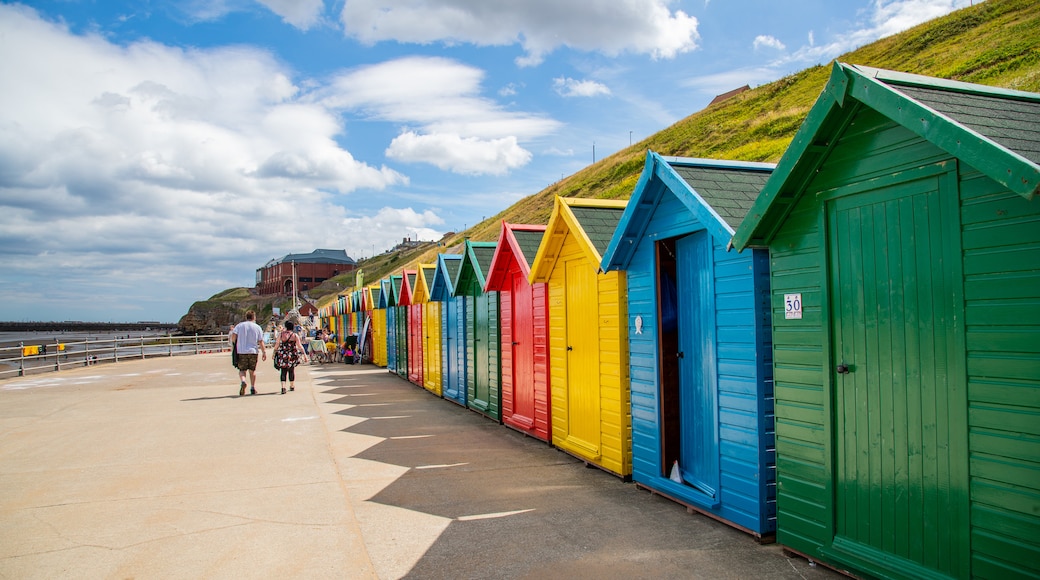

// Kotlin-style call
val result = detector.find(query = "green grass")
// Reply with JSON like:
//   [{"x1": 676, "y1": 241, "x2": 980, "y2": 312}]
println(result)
[{"x1": 311, "y1": 0, "x2": 1040, "y2": 310}]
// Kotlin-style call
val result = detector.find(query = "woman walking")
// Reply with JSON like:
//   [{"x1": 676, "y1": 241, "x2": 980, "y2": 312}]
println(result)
[{"x1": 274, "y1": 320, "x2": 307, "y2": 394}]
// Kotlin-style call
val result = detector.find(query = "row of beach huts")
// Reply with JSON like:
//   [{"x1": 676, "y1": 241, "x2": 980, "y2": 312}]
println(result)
[{"x1": 319, "y1": 64, "x2": 1039, "y2": 580}]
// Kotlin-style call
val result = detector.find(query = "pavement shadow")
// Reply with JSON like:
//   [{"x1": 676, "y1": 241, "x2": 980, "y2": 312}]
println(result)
[
  {"x1": 313, "y1": 366, "x2": 838, "y2": 580},
  {"x1": 182, "y1": 392, "x2": 281, "y2": 401}
]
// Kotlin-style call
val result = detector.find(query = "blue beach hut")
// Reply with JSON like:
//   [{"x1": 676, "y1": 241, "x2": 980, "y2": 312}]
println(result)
[
  {"x1": 601, "y1": 152, "x2": 777, "y2": 537},
  {"x1": 391, "y1": 274, "x2": 408, "y2": 377},
  {"x1": 431, "y1": 253, "x2": 467, "y2": 406}
]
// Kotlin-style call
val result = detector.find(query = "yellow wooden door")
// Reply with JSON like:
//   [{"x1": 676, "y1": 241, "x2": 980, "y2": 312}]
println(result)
[
  {"x1": 423, "y1": 302, "x2": 443, "y2": 395},
  {"x1": 563, "y1": 258, "x2": 601, "y2": 459}
]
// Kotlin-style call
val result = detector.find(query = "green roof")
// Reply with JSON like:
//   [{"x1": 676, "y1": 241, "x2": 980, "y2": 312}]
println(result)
[
  {"x1": 471, "y1": 245, "x2": 496, "y2": 276},
  {"x1": 896, "y1": 84, "x2": 1040, "y2": 165},
  {"x1": 732, "y1": 62, "x2": 1040, "y2": 251}
]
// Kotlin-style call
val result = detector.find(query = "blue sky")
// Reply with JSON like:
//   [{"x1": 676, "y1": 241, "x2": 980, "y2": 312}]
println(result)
[{"x1": 0, "y1": 0, "x2": 973, "y2": 323}]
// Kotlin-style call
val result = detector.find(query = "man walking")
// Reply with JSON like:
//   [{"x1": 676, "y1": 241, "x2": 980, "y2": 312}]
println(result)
[{"x1": 230, "y1": 310, "x2": 267, "y2": 395}]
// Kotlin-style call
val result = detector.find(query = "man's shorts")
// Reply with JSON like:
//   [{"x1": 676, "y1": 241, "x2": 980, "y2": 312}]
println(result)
[{"x1": 236, "y1": 353, "x2": 258, "y2": 371}]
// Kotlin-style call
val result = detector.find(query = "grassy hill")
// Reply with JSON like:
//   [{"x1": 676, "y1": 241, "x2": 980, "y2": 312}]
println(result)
[{"x1": 308, "y1": 0, "x2": 1040, "y2": 308}]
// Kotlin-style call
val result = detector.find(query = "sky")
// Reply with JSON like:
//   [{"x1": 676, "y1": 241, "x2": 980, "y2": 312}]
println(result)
[{"x1": 0, "y1": 0, "x2": 975, "y2": 323}]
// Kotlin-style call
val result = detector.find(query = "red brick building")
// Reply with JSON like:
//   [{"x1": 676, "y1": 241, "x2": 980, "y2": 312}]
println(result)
[{"x1": 255, "y1": 249, "x2": 356, "y2": 296}]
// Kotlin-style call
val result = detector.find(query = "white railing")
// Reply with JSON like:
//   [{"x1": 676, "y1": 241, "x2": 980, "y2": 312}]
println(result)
[{"x1": 0, "y1": 334, "x2": 231, "y2": 379}]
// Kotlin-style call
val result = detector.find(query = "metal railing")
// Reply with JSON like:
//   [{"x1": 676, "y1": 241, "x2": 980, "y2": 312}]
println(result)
[{"x1": 0, "y1": 334, "x2": 231, "y2": 380}]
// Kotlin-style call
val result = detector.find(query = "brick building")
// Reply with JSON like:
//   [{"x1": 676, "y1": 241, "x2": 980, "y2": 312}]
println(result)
[{"x1": 255, "y1": 249, "x2": 356, "y2": 296}]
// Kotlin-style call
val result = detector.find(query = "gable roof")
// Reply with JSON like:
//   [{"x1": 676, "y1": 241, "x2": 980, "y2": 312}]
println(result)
[
  {"x1": 265, "y1": 248, "x2": 356, "y2": 267},
  {"x1": 732, "y1": 62, "x2": 1040, "y2": 251},
  {"x1": 454, "y1": 239, "x2": 498, "y2": 297},
  {"x1": 412, "y1": 263, "x2": 436, "y2": 304},
  {"x1": 399, "y1": 270, "x2": 417, "y2": 306},
  {"x1": 390, "y1": 274, "x2": 403, "y2": 307},
  {"x1": 484, "y1": 221, "x2": 547, "y2": 292},
  {"x1": 430, "y1": 254, "x2": 463, "y2": 302},
  {"x1": 365, "y1": 284, "x2": 379, "y2": 310},
  {"x1": 602, "y1": 152, "x2": 774, "y2": 271},
  {"x1": 529, "y1": 196, "x2": 628, "y2": 283},
  {"x1": 378, "y1": 278, "x2": 392, "y2": 308}
]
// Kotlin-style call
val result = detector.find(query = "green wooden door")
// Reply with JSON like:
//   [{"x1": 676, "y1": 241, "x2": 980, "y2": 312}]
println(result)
[
  {"x1": 828, "y1": 174, "x2": 969, "y2": 579},
  {"x1": 470, "y1": 293, "x2": 491, "y2": 413}
]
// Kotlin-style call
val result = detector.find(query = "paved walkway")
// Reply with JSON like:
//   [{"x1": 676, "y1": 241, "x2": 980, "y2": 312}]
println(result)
[{"x1": 0, "y1": 354, "x2": 841, "y2": 579}]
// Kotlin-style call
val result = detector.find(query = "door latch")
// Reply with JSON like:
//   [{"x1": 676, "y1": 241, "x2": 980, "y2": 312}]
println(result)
[{"x1": 836, "y1": 363, "x2": 850, "y2": 374}]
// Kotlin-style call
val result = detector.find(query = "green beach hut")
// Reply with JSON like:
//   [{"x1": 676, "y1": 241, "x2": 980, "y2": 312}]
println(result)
[
  {"x1": 454, "y1": 239, "x2": 502, "y2": 422},
  {"x1": 731, "y1": 62, "x2": 1040, "y2": 580}
]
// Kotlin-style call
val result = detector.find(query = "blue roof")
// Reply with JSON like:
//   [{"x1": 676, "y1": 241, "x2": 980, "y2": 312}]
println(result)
[
  {"x1": 430, "y1": 254, "x2": 463, "y2": 302},
  {"x1": 602, "y1": 151, "x2": 774, "y2": 271}
]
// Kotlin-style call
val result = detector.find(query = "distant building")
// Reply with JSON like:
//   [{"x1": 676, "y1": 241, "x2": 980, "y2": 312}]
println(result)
[
  {"x1": 707, "y1": 85, "x2": 750, "y2": 107},
  {"x1": 255, "y1": 249, "x2": 356, "y2": 296}
]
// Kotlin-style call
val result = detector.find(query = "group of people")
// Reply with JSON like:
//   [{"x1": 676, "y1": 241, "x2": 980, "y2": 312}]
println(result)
[
  {"x1": 228, "y1": 311, "x2": 307, "y2": 396},
  {"x1": 228, "y1": 313, "x2": 361, "y2": 396}
]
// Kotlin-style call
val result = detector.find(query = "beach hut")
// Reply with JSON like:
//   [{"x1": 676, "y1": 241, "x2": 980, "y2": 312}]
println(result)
[
  {"x1": 601, "y1": 152, "x2": 777, "y2": 537},
  {"x1": 400, "y1": 269, "x2": 423, "y2": 386},
  {"x1": 413, "y1": 264, "x2": 443, "y2": 396},
  {"x1": 731, "y1": 63, "x2": 1040, "y2": 580},
  {"x1": 454, "y1": 240, "x2": 501, "y2": 421},
  {"x1": 529, "y1": 197, "x2": 631, "y2": 477},
  {"x1": 368, "y1": 283, "x2": 387, "y2": 367},
  {"x1": 484, "y1": 221, "x2": 552, "y2": 442},
  {"x1": 431, "y1": 254, "x2": 467, "y2": 406},
  {"x1": 391, "y1": 274, "x2": 408, "y2": 377}
]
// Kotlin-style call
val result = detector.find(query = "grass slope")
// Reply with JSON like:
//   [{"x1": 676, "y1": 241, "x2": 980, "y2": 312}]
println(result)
[{"x1": 317, "y1": 0, "x2": 1040, "y2": 308}]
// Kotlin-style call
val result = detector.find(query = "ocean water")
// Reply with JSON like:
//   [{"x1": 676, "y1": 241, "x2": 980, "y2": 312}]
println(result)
[{"x1": 0, "y1": 329, "x2": 173, "y2": 349}]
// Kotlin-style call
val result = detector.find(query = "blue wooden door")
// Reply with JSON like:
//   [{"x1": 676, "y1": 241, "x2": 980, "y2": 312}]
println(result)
[
  {"x1": 443, "y1": 297, "x2": 465, "y2": 404},
  {"x1": 386, "y1": 307, "x2": 397, "y2": 372},
  {"x1": 676, "y1": 231, "x2": 719, "y2": 500}
]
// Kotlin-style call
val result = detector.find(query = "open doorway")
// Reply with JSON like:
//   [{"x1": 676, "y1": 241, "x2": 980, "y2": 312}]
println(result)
[{"x1": 656, "y1": 231, "x2": 719, "y2": 501}]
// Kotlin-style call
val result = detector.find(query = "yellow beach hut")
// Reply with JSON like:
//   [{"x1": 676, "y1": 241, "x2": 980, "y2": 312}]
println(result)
[
  {"x1": 366, "y1": 283, "x2": 387, "y2": 367},
  {"x1": 413, "y1": 263, "x2": 443, "y2": 396},
  {"x1": 529, "y1": 197, "x2": 631, "y2": 478}
]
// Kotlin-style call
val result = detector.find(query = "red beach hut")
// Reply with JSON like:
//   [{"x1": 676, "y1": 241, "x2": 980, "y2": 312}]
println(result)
[
  {"x1": 484, "y1": 221, "x2": 551, "y2": 442},
  {"x1": 401, "y1": 269, "x2": 423, "y2": 387}
]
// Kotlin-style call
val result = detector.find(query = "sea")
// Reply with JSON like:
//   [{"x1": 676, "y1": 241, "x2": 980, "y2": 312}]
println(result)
[{"x1": 0, "y1": 329, "x2": 173, "y2": 349}]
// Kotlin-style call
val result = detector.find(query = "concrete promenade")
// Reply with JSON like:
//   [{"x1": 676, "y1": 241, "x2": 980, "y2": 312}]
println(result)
[{"x1": 0, "y1": 354, "x2": 841, "y2": 579}]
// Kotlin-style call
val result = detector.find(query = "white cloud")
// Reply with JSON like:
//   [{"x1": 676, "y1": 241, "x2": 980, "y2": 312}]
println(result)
[
  {"x1": 0, "y1": 4, "x2": 418, "y2": 322},
  {"x1": 752, "y1": 35, "x2": 786, "y2": 51},
  {"x1": 553, "y1": 77, "x2": 612, "y2": 98},
  {"x1": 256, "y1": 0, "x2": 326, "y2": 29},
  {"x1": 386, "y1": 132, "x2": 532, "y2": 175},
  {"x1": 179, "y1": 0, "x2": 325, "y2": 30},
  {"x1": 314, "y1": 56, "x2": 559, "y2": 173},
  {"x1": 339, "y1": 0, "x2": 699, "y2": 66},
  {"x1": 340, "y1": 207, "x2": 446, "y2": 256},
  {"x1": 682, "y1": 66, "x2": 780, "y2": 97},
  {"x1": 499, "y1": 83, "x2": 522, "y2": 97},
  {"x1": 688, "y1": 0, "x2": 972, "y2": 100},
  {"x1": 781, "y1": 0, "x2": 974, "y2": 66}
]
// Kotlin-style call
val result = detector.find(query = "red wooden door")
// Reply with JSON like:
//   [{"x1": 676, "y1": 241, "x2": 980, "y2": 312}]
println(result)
[{"x1": 509, "y1": 268, "x2": 536, "y2": 428}]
